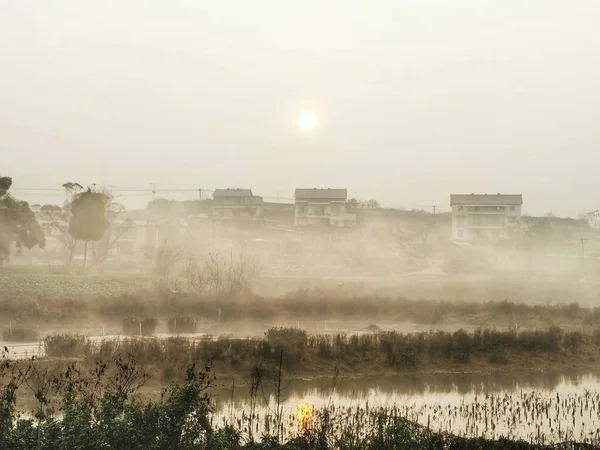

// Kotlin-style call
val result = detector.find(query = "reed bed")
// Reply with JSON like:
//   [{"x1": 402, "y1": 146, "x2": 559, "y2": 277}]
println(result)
[{"x1": 217, "y1": 390, "x2": 600, "y2": 447}]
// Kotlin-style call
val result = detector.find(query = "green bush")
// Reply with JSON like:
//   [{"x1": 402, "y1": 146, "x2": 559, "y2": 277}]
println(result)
[{"x1": 121, "y1": 316, "x2": 158, "y2": 336}]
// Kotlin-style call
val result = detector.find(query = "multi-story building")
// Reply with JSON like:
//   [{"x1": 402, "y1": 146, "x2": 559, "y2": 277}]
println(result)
[
  {"x1": 212, "y1": 188, "x2": 263, "y2": 220},
  {"x1": 450, "y1": 193, "x2": 523, "y2": 241},
  {"x1": 294, "y1": 188, "x2": 356, "y2": 227}
]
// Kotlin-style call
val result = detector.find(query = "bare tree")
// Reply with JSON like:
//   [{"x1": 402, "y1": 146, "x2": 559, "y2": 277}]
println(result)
[
  {"x1": 38, "y1": 204, "x2": 77, "y2": 266},
  {"x1": 225, "y1": 246, "x2": 261, "y2": 298},
  {"x1": 37, "y1": 183, "x2": 84, "y2": 267},
  {"x1": 204, "y1": 253, "x2": 227, "y2": 293},
  {"x1": 183, "y1": 256, "x2": 207, "y2": 293},
  {"x1": 90, "y1": 194, "x2": 133, "y2": 267},
  {"x1": 182, "y1": 248, "x2": 261, "y2": 298},
  {"x1": 152, "y1": 241, "x2": 183, "y2": 277}
]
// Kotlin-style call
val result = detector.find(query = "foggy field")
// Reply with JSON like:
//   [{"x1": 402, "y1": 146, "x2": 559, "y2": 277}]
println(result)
[
  {"x1": 5, "y1": 242, "x2": 600, "y2": 447},
  {"x1": 2, "y1": 270, "x2": 600, "y2": 340}
]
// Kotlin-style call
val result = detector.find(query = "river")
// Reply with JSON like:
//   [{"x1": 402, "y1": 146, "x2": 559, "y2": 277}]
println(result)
[{"x1": 210, "y1": 370, "x2": 600, "y2": 445}]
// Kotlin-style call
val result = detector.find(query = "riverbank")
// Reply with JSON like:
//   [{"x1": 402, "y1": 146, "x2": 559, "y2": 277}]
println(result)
[
  {"x1": 3, "y1": 355, "x2": 599, "y2": 449},
  {"x1": 8, "y1": 326, "x2": 598, "y2": 386}
]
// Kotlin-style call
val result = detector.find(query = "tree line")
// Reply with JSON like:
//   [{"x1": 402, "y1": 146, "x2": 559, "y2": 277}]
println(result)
[{"x1": 0, "y1": 176, "x2": 131, "y2": 268}]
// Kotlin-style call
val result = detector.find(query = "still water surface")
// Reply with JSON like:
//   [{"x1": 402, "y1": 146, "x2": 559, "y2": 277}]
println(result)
[{"x1": 211, "y1": 371, "x2": 600, "y2": 444}]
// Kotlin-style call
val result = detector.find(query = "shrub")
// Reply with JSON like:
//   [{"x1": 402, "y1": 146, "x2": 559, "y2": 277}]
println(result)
[
  {"x1": 488, "y1": 350, "x2": 509, "y2": 365},
  {"x1": 2, "y1": 326, "x2": 38, "y2": 342},
  {"x1": 44, "y1": 334, "x2": 91, "y2": 358},
  {"x1": 167, "y1": 316, "x2": 198, "y2": 334},
  {"x1": 379, "y1": 332, "x2": 419, "y2": 369},
  {"x1": 265, "y1": 327, "x2": 308, "y2": 367},
  {"x1": 366, "y1": 324, "x2": 381, "y2": 333},
  {"x1": 564, "y1": 331, "x2": 584, "y2": 352},
  {"x1": 451, "y1": 329, "x2": 472, "y2": 363},
  {"x1": 592, "y1": 327, "x2": 600, "y2": 345},
  {"x1": 122, "y1": 316, "x2": 158, "y2": 336}
]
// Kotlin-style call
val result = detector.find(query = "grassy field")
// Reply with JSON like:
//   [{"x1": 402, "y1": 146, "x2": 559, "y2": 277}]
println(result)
[
  {"x1": 0, "y1": 271, "x2": 150, "y2": 297},
  {"x1": 2, "y1": 276, "x2": 600, "y2": 334}
]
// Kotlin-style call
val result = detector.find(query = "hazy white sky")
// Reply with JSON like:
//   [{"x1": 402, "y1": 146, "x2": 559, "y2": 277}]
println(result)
[{"x1": 2, "y1": 1, "x2": 600, "y2": 216}]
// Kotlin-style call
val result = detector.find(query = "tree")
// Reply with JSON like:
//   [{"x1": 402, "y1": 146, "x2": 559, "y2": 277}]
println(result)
[
  {"x1": 38, "y1": 183, "x2": 84, "y2": 267},
  {"x1": 39, "y1": 203, "x2": 77, "y2": 266},
  {"x1": 42, "y1": 183, "x2": 131, "y2": 268},
  {"x1": 346, "y1": 198, "x2": 360, "y2": 208},
  {"x1": 90, "y1": 193, "x2": 132, "y2": 267},
  {"x1": 346, "y1": 198, "x2": 380, "y2": 209},
  {"x1": 0, "y1": 176, "x2": 46, "y2": 266},
  {"x1": 364, "y1": 199, "x2": 380, "y2": 209},
  {"x1": 67, "y1": 185, "x2": 110, "y2": 268}
]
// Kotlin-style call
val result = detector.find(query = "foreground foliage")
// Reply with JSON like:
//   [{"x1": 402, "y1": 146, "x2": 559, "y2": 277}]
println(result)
[{"x1": 0, "y1": 353, "x2": 593, "y2": 450}]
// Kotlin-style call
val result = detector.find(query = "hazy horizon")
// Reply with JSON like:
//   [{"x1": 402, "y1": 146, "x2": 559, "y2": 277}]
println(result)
[{"x1": 2, "y1": 1, "x2": 600, "y2": 216}]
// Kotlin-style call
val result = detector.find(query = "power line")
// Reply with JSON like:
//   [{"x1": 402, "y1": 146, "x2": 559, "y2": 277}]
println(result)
[{"x1": 12, "y1": 187, "x2": 209, "y2": 194}]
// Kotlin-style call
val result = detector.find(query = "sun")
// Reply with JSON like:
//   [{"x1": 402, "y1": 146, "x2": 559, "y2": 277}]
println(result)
[
  {"x1": 298, "y1": 112, "x2": 316, "y2": 131},
  {"x1": 296, "y1": 402, "x2": 312, "y2": 425}
]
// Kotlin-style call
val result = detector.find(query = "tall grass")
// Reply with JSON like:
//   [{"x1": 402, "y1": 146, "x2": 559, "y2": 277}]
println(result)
[
  {"x1": 44, "y1": 334, "x2": 91, "y2": 357},
  {"x1": 71, "y1": 326, "x2": 592, "y2": 382}
]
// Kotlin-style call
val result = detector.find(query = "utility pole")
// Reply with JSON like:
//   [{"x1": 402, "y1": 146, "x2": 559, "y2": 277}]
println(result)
[
  {"x1": 432, "y1": 205, "x2": 437, "y2": 215},
  {"x1": 151, "y1": 183, "x2": 156, "y2": 200},
  {"x1": 579, "y1": 238, "x2": 587, "y2": 282},
  {"x1": 198, "y1": 188, "x2": 202, "y2": 201}
]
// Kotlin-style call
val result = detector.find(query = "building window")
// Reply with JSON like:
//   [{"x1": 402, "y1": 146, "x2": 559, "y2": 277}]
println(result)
[
  {"x1": 457, "y1": 230, "x2": 464, "y2": 238},
  {"x1": 456, "y1": 216, "x2": 466, "y2": 226},
  {"x1": 458, "y1": 206, "x2": 464, "y2": 211},
  {"x1": 467, "y1": 206, "x2": 506, "y2": 212},
  {"x1": 510, "y1": 206, "x2": 515, "y2": 211},
  {"x1": 507, "y1": 216, "x2": 517, "y2": 224}
]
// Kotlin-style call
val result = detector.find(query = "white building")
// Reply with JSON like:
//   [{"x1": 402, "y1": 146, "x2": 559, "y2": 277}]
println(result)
[
  {"x1": 450, "y1": 194, "x2": 523, "y2": 241},
  {"x1": 294, "y1": 188, "x2": 356, "y2": 227},
  {"x1": 212, "y1": 188, "x2": 263, "y2": 220}
]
